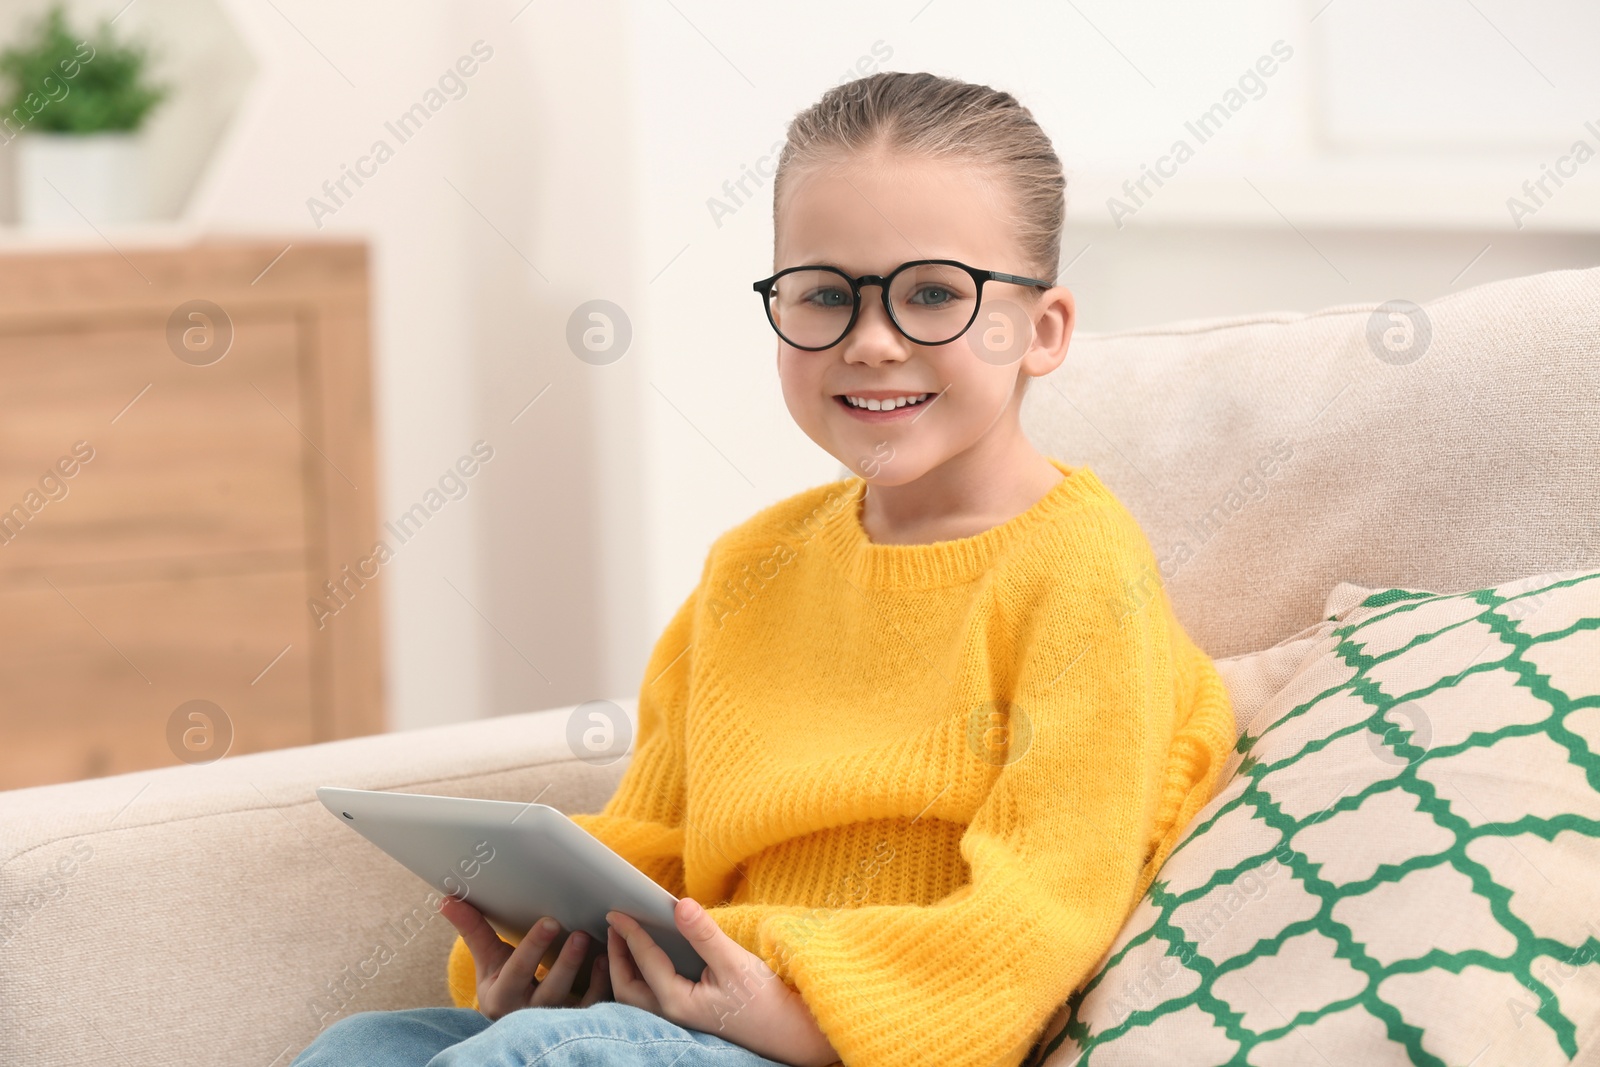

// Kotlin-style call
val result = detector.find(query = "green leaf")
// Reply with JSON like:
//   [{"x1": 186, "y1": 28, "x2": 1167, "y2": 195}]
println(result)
[{"x1": 0, "y1": 4, "x2": 169, "y2": 134}]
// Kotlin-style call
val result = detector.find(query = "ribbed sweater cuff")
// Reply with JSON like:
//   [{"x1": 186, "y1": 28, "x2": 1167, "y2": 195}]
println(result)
[{"x1": 755, "y1": 870, "x2": 1112, "y2": 1067}]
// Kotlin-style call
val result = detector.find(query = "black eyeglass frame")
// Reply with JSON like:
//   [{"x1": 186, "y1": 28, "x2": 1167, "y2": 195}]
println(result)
[{"x1": 751, "y1": 258, "x2": 1055, "y2": 351}]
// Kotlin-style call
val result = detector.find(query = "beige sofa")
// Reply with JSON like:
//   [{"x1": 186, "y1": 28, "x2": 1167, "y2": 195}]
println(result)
[{"x1": 3, "y1": 265, "x2": 1595, "y2": 1066}]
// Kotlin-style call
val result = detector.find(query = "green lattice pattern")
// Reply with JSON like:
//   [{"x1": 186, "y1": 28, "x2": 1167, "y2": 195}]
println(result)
[{"x1": 1034, "y1": 570, "x2": 1600, "y2": 1066}]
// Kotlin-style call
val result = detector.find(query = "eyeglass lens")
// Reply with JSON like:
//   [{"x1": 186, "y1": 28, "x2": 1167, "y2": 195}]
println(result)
[{"x1": 767, "y1": 264, "x2": 977, "y2": 348}]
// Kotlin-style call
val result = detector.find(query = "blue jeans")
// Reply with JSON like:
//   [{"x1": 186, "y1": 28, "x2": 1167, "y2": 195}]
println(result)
[{"x1": 290, "y1": 1002, "x2": 798, "y2": 1066}]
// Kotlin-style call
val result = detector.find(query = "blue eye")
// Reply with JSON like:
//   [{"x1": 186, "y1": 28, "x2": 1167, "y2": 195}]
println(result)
[
  {"x1": 909, "y1": 285, "x2": 954, "y2": 306},
  {"x1": 804, "y1": 287, "x2": 851, "y2": 308}
]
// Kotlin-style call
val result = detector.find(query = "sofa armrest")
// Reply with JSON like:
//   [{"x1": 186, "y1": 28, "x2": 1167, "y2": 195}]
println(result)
[{"x1": 0, "y1": 700, "x2": 635, "y2": 1067}]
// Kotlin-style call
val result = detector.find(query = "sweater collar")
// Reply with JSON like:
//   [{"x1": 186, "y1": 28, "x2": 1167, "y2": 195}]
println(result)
[{"x1": 814, "y1": 457, "x2": 1111, "y2": 589}]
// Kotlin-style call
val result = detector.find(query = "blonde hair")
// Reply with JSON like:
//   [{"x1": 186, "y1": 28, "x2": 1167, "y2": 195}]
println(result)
[{"x1": 771, "y1": 71, "x2": 1066, "y2": 283}]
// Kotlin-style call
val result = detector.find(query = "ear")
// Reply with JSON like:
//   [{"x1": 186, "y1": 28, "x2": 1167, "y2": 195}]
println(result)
[{"x1": 1021, "y1": 285, "x2": 1075, "y2": 381}]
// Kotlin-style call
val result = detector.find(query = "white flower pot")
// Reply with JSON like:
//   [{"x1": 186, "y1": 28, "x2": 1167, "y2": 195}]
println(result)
[{"x1": 14, "y1": 131, "x2": 147, "y2": 229}]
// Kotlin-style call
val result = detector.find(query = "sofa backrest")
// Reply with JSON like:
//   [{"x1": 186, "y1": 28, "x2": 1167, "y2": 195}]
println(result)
[{"x1": 1022, "y1": 265, "x2": 1600, "y2": 659}]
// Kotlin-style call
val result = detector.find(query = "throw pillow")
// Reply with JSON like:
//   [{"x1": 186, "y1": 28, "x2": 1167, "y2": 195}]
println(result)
[{"x1": 1029, "y1": 568, "x2": 1600, "y2": 1066}]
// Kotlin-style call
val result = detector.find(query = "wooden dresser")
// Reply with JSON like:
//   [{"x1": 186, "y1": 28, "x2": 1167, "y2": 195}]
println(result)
[{"x1": 0, "y1": 237, "x2": 383, "y2": 789}]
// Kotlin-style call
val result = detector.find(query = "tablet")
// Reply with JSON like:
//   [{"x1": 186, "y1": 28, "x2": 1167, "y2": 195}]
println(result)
[{"x1": 316, "y1": 786, "x2": 707, "y2": 981}]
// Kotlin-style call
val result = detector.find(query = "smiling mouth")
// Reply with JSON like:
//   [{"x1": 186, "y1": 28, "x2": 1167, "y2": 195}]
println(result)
[{"x1": 833, "y1": 392, "x2": 934, "y2": 411}]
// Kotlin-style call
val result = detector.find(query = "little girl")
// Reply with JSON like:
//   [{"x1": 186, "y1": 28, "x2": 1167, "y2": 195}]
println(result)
[{"x1": 293, "y1": 70, "x2": 1235, "y2": 1067}]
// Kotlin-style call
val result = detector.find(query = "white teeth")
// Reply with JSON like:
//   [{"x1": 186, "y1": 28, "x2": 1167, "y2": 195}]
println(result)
[{"x1": 843, "y1": 393, "x2": 931, "y2": 411}]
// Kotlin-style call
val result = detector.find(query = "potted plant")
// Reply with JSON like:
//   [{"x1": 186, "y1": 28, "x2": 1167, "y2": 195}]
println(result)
[{"x1": 0, "y1": 4, "x2": 169, "y2": 228}]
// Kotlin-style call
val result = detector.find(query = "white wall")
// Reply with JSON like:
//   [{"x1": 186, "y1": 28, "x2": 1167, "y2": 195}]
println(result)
[
  {"x1": 182, "y1": 0, "x2": 651, "y2": 727},
  {"x1": 9, "y1": 0, "x2": 1592, "y2": 731}
]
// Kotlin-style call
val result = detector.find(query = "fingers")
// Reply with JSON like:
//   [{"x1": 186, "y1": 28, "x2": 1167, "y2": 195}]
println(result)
[
  {"x1": 673, "y1": 896, "x2": 775, "y2": 1000},
  {"x1": 530, "y1": 928, "x2": 592, "y2": 1007},
  {"x1": 496, "y1": 916, "x2": 564, "y2": 999},
  {"x1": 670, "y1": 897, "x2": 744, "y2": 978},
  {"x1": 606, "y1": 910, "x2": 688, "y2": 1005},
  {"x1": 606, "y1": 923, "x2": 660, "y2": 1013},
  {"x1": 577, "y1": 950, "x2": 612, "y2": 1007},
  {"x1": 438, "y1": 896, "x2": 512, "y2": 977}
]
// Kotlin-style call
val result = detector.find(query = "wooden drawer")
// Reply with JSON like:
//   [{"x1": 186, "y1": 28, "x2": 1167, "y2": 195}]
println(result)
[
  {"x1": 0, "y1": 315, "x2": 307, "y2": 575},
  {"x1": 0, "y1": 239, "x2": 381, "y2": 790},
  {"x1": 0, "y1": 569, "x2": 316, "y2": 788}
]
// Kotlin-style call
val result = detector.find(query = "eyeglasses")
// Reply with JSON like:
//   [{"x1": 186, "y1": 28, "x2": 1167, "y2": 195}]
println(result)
[{"x1": 751, "y1": 258, "x2": 1053, "y2": 351}]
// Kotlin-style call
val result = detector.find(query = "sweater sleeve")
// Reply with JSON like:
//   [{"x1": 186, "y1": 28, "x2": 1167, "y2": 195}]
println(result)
[
  {"x1": 750, "y1": 515, "x2": 1237, "y2": 1067},
  {"x1": 446, "y1": 561, "x2": 706, "y2": 1010}
]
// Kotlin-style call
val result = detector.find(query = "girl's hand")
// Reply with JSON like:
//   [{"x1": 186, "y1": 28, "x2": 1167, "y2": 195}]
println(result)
[
  {"x1": 606, "y1": 898, "x2": 840, "y2": 1067},
  {"x1": 439, "y1": 895, "x2": 612, "y2": 1019}
]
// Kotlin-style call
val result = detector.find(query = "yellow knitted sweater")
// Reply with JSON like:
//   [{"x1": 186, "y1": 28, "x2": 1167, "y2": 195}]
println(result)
[{"x1": 446, "y1": 457, "x2": 1236, "y2": 1067}]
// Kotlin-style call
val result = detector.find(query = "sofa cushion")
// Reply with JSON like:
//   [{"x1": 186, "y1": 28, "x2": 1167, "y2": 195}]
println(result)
[
  {"x1": 1031, "y1": 567, "x2": 1600, "y2": 1066},
  {"x1": 0, "y1": 702, "x2": 631, "y2": 1067},
  {"x1": 1021, "y1": 265, "x2": 1600, "y2": 659}
]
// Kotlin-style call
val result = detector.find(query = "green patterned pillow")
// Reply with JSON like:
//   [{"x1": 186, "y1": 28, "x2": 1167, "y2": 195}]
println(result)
[{"x1": 1032, "y1": 568, "x2": 1600, "y2": 1066}]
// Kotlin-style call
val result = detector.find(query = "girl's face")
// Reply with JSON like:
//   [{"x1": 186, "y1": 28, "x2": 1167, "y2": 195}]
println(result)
[{"x1": 772, "y1": 151, "x2": 1073, "y2": 487}]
